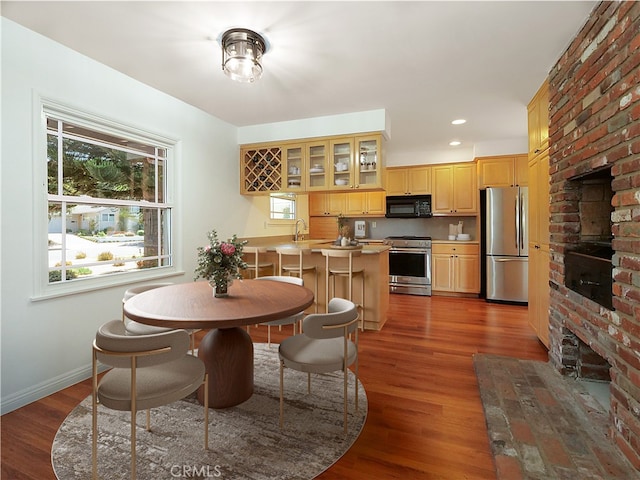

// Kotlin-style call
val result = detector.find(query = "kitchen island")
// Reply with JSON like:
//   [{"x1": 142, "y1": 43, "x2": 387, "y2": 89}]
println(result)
[{"x1": 239, "y1": 237, "x2": 389, "y2": 331}]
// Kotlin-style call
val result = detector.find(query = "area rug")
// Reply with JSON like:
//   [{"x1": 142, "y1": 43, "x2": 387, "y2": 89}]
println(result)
[
  {"x1": 474, "y1": 354, "x2": 636, "y2": 479},
  {"x1": 52, "y1": 343, "x2": 367, "y2": 480}
]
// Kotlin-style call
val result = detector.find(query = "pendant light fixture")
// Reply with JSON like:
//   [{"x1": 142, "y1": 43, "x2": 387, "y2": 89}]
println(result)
[{"x1": 220, "y1": 28, "x2": 268, "y2": 83}]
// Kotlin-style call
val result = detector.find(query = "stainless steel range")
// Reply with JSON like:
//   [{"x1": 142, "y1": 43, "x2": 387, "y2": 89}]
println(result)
[{"x1": 383, "y1": 236, "x2": 432, "y2": 296}]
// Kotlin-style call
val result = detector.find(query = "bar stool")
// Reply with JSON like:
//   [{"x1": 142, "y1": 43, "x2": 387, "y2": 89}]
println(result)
[
  {"x1": 276, "y1": 247, "x2": 318, "y2": 313},
  {"x1": 243, "y1": 246, "x2": 275, "y2": 279},
  {"x1": 255, "y1": 275, "x2": 305, "y2": 346},
  {"x1": 321, "y1": 248, "x2": 365, "y2": 330},
  {"x1": 122, "y1": 283, "x2": 196, "y2": 353}
]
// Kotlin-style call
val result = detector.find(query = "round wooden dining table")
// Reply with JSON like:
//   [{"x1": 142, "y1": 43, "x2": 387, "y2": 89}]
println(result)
[{"x1": 123, "y1": 279, "x2": 314, "y2": 408}]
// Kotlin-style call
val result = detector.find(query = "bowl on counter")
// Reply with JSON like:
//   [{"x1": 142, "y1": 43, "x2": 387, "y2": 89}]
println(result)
[{"x1": 457, "y1": 234, "x2": 471, "y2": 241}]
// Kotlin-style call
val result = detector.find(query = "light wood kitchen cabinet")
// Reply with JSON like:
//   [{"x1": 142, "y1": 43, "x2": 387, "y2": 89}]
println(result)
[
  {"x1": 330, "y1": 134, "x2": 384, "y2": 191},
  {"x1": 354, "y1": 134, "x2": 384, "y2": 190},
  {"x1": 477, "y1": 154, "x2": 529, "y2": 188},
  {"x1": 528, "y1": 151, "x2": 550, "y2": 248},
  {"x1": 344, "y1": 191, "x2": 386, "y2": 216},
  {"x1": 385, "y1": 166, "x2": 431, "y2": 196},
  {"x1": 527, "y1": 80, "x2": 549, "y2": 158},
  {"x1": 282, "y1": 143, "x2": 305, "y2": 192},
  {"x1": 305, "y1": 140, "x2": 330, "y2": 191},
  {"x1": 432, "y1": 243, "x2": 480, "y2": 294},
  {"x1": 527, "y1": 79, "x2": 551, "y2": 347},
  {"x1": 240, "y1": 146, "x2": 283, "y2": 194},
  {"x1": 308, "y1": 192, "x2": 346, "y2": 216},
  {"x1": 241, "y1": 133, "x2": 384, "y2": 195},
  {"x1": 528, "y1": 244, "x2": 550, "y2": 347},
  {"x1": 528, "y1": 151, "x2": 550, "y2": 347},
  {"x1": 432, "y1": 163, "x2": 477, "y2": 214}
]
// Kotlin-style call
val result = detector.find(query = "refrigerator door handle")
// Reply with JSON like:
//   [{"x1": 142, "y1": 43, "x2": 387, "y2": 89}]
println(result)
[
  {"x1": 514, "y1": 194, "x2": 520, "y2": 250},
  {"x1": 520, "y1": 191, "x2": 526, "y2": 251}
]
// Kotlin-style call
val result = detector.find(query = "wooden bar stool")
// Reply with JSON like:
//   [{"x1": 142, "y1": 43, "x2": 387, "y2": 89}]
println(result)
[
  {"x1": 321, "y1": 248, "x2": 365, "y2": 330},
  {"x1": 243, "y1": 246, "x2": 275, "y2": 278},
  {"x1": 276, "y1": 247, "x2": 318, "y2": 313}
]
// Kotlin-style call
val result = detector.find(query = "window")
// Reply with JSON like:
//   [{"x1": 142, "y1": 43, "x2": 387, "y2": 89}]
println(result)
[
  {"x1": 270, "y1": 193, "x2": 296, "y2": 220},
  {"x1": 45, "y1": 110, "x2": 173, "y2": 285}
]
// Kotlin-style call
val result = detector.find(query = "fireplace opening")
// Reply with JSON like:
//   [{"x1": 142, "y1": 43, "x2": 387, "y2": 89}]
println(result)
[
  {"x1": 564, "y1": 167, "x2": 614, "y2": 310},
  {"x1": 558, "y1": 330, "x2": 612, "y2": 412}
]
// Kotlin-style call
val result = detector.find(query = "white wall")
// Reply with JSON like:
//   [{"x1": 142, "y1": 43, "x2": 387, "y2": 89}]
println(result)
[
  {"x1": 0, "y1": 19, "x2": 256, "y2": 413},
  {"x1": 237, "y1": 109, "x2": 389, "y2": 145}
]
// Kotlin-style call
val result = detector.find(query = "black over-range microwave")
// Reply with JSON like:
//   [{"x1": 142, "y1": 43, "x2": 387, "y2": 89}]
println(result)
[{"x1": 385, "y1": 195, "x2": 432, "y2": 218}]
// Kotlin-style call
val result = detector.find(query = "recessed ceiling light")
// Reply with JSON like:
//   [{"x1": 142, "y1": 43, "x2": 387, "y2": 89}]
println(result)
[
  {"x1": 451, "y1": 119, "x2": 466, "y2": 125},
  {"x1": 449, "y1": 140, "x2": 462, "y2": 146}
]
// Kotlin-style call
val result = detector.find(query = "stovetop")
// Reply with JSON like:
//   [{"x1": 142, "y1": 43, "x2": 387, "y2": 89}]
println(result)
[
  {"x1": 383, "y1": 236, "x2": 432, "y2": 248},
  {"x1": 385, "y1": 236, "x2": 432, "y2": 240}
]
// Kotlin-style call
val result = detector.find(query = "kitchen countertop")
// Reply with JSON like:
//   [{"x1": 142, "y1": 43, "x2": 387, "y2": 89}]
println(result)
[
  {"x1": 431, "y1": 239, "x2": 479, "y2": 244},
  {"x1": 242, "y1": 238, "x2": 389, "y2": 254}
]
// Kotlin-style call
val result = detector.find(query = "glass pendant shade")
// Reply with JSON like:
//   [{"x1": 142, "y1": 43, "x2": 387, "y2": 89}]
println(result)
[{"x1": 221, "y1": 28, "x2": 267, "y2": 83}]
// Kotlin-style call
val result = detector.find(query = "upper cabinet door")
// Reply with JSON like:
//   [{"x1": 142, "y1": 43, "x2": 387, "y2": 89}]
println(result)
[
  {"x1": 386, "y1": 169, "x2": 409, "y2": 196},
  {"x1": 385, "y1": 166, "x2": 430, "y2": 195},
  {"x1": 282, "y1": 144, "x2": 305, "y2": 192},
  {"x1": 478, "y1": 157, "x2": 515, "y2": 188},
  {"x1": 329, "y1": 137, "x2": 355, "y2": 190},
  {"x1": 477, "y1": 155, "x2": 528, "y2": 188},
  {"x1": 527, "y1": 81, "x2": 549, "y2": 157},
  {"x1": 355, "y1": 134, "x2": 383, "y2": 190},
  {"x1": 432, "y1": 163, "x2": 477, "y2": 214},
  {"x1": 305, "y1": 141, "x2": 330, "y2": 191}
]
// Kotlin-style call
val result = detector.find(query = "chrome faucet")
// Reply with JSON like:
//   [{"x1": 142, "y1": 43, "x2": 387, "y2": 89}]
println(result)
[{"x1": 294, "y1": 218, "x2": 307, "y2": 242}]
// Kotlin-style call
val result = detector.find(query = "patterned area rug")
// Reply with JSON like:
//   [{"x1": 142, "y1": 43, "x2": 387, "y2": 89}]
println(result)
[{"x1": 52, "y1": 343, "x2": 367, "y2": 480}]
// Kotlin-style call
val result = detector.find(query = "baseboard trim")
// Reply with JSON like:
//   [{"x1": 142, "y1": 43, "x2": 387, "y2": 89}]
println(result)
[{"x1": 1, "y1": 363, "x2": 106, "y2": 415}]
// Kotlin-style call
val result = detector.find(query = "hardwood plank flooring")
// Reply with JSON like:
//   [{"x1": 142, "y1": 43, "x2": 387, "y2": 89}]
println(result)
[{"x1": 1, "y1": 294, "x2": 547, "y2": 479}]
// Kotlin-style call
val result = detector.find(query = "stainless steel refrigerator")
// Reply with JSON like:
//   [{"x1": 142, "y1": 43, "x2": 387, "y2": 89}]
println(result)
[{"x1": 486, "y1": 186, "x2": 528, "y2": 303}]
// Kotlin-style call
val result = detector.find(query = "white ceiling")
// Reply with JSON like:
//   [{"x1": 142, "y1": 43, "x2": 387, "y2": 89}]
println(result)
[{"x1": 2, "y1": 1, "x2": 596, "y2": 160}]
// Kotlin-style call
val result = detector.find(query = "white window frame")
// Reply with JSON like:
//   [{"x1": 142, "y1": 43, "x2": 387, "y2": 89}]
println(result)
[
  {"x1": 269, "y1": 193, "x2": 296, "y2": 220},
  {"x1": 32, "y1": 97, "x2": 181, "y2": 300}
]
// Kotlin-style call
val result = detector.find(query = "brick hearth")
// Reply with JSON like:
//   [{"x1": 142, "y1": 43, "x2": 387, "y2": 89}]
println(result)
[{"x1": 547, "y1": 1, "x2": 640, "y2": 469}]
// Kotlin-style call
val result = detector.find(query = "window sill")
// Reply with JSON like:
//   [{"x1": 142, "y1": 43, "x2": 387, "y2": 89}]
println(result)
[{"x1": 30, "y1": 268, "x2": 186, "y2": 302}]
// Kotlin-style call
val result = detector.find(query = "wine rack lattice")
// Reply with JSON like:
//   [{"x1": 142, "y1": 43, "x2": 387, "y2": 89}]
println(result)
[{"x1": 243, "y1": 147, "x2": 282, "y2": 193}]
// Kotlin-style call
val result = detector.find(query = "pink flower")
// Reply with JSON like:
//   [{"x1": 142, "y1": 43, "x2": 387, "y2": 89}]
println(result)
[
  {"x1": 204, "y1": 245, "x2": 212, "y2": 252},
  {"x1": 220, "y1": 243, "x2": 236, "y2": 256}
]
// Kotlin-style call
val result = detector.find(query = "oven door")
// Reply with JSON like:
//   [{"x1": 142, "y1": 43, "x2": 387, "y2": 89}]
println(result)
[{"x1": 389, "y1": 247, "x2": 431, "y2": 295}]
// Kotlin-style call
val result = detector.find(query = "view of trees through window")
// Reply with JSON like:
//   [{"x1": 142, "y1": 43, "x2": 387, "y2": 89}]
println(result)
[{"x1": 46, "y1": 114, "x2": 172, "y2": 283}]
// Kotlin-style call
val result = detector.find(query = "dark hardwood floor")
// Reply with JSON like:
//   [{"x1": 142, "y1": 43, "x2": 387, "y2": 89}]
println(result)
[{"x1": 1, "y1": 294, "x2": 548, "y2": 480}]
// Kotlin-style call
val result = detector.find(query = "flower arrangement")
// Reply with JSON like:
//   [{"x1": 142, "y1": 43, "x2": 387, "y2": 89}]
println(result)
[{"x1": 194, "y1": 230, "x2": 248, "y2": 296}]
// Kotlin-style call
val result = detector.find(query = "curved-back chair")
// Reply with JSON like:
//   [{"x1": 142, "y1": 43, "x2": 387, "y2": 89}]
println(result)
[
  {"x1": 254, "y1": 276, "x2": 305, "y2": 346},
  {"x1": 92, "y1": 320, "x2": 208, "y2": 480},
  {"x1": 122, "y1": 283, "x2": 196, "y2": 353},
  {"x1": 278, "y1": 297, "x2": 359, "y2": 433}
]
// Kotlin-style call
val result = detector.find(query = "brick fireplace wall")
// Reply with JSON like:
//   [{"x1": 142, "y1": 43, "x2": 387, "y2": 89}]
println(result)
[{"x1": 547, "y1": 1, "x2": 640, "y2": 468}]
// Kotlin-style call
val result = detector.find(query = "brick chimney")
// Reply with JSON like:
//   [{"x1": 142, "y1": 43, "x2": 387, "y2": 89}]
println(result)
[{"x1": 547, "y1": 1, "x2": 640, "y2": 468}]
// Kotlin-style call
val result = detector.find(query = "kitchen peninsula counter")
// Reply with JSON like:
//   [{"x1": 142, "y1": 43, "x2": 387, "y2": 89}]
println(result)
[{"x1": 240, "y1": 237, "x2": 389, "y2": 331}]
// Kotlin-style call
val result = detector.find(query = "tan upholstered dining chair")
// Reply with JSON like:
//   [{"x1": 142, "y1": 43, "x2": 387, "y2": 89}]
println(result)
[
  {"x1": 255, "y1": 276, "x2": 305, "y2": 346},
  {"x1": 278, "y1": 297, "x2": 359, "y2": 434},
  {"x1": 92, "y1": 320, "x2": 209, "y2": 480},
  {"x1": 122, "y1": 283, "x2": 197, "y2": 354}
]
